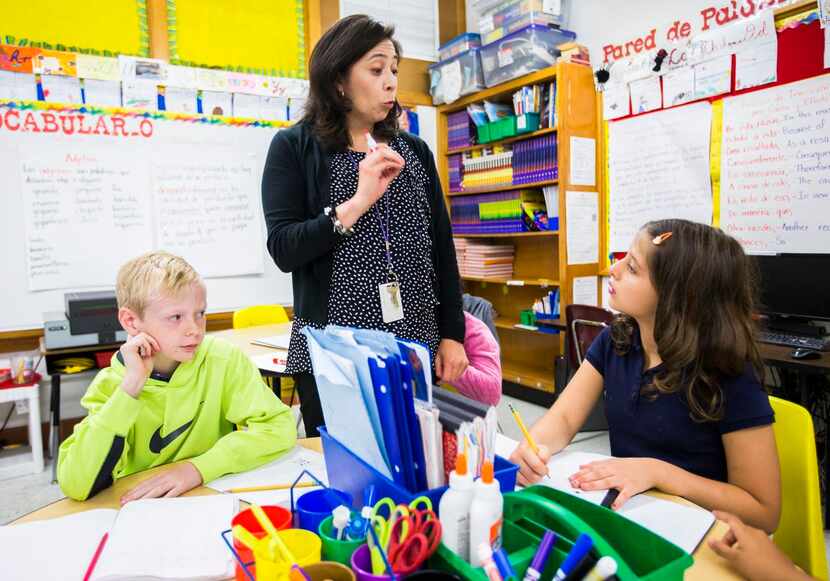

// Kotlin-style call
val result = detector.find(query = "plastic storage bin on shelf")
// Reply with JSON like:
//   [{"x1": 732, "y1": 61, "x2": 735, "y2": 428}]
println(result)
[
  {"x1": 480, "y1": 24, "x2": 577, "y2": 88},
  {"x1": 482, "y1": 11, "x2": 561, "y2": 44},
  {"x1": 429, "y1": 48, "x2": 486, "y2": 105},
  {"x1": 439, "y1": 32, "x2": 482, "y2": 62}
]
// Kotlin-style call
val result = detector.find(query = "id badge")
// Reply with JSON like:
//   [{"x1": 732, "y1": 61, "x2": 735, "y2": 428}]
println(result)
[{"x1": 379, "y1": 281, "x2": 405, "y2": 323}]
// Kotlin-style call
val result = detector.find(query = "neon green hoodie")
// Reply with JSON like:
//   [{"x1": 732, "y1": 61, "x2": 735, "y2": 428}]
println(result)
[{"x1": 58, "y1": 335, "x2": 297, "y2": 500}]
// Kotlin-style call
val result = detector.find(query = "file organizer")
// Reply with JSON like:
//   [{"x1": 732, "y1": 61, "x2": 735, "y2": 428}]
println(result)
[
  {"x1": 429, "y1": 486, "x2": 693, "y2": 581},
  {"x1": 320, "y1": 427, "x2": 518, "y2": 512}
]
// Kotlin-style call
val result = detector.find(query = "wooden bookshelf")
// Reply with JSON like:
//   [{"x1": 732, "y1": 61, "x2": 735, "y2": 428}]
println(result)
[
  {"x1": 438, "y1": 62, "x2": 600, "y2": 400},
  {"x1": 447, "y1": 179, "x2": 557, "y2": 196},
  {"x1": 455, "y1": 231, "x2": 558, "y2": 239},
  {"x1": 447, "y1": 126, "x2": 557, "y2": 155}
]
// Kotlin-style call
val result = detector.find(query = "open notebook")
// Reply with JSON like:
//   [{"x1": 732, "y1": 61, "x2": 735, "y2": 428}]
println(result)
[
  {"x1": 495, "y1": 434, "x2": 715, "y2": 554},
  {"x1": 0, "y1": 495, "x2": 238, "y2": 581}
]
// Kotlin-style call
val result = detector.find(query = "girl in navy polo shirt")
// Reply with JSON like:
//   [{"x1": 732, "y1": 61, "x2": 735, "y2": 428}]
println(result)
[{"x1": 510, "y1": 219, "x2": 780, "y2": 532}]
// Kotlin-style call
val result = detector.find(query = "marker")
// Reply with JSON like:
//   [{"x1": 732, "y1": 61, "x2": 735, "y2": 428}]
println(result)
[
  {"x1": 553, "y1": 533, "x2": 594, "y2": 581},
  {"x1": 600, "y1": 488, "x2": 619, "y2": 509},
  {"x1": 563, "y1": 552, "x2": 596, "y2": 581},
  {"x1": 83, "y1": 533, "x2": 109, "y2": 581},
  {"x1": 522, "y1": 530, "x2": 556, "y2": 581},
  {"x1": 366, "y1": 132, "x2": 378, "y2": 151},
  {"x1": 493, "y1": 547, "x2": 517, "y2": 580},
  {"x1": 477, "y1": 543, "x2": 504, "y2": 581},
  {"x1": 584, "y1": 556, "x2": 618, "y2": 581}
]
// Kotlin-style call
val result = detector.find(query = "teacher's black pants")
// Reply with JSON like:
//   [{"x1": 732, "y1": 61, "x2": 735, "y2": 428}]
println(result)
[{"x1": 294, "y1": 372, "x2": 325, "y2": 438}]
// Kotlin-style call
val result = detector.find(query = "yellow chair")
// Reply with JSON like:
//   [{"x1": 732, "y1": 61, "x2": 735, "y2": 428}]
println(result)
[
  {"x1": 770, "y1": 396, "x2": 828, "y2": 581},
  {"x1": 232, "y1": 305, "x2": 289, "y2": 329},
  {"x1": 233, "y1": 305, "x2": 295, "y2": 406}
]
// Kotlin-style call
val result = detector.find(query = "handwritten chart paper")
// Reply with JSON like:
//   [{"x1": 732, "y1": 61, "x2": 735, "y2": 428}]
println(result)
[
  {"x1": 21, "y1": 147, "x2": 153, "y2": 291},
  {"x1": 720, "y1": 74, "x2": 830, "y2": 254},
  {"x1": 608, "y1": 102, "x2": 713, "y2": 252}
]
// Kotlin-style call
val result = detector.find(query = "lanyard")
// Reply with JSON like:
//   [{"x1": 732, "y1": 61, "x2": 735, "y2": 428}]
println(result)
[{"x1": 373, "y1": 191, "x2": 396, "y2": 280}]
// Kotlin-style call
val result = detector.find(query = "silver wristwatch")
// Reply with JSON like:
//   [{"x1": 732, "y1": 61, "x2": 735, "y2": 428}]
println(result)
[{"x1": 324, "y1": 206, "x2": 354, "y2": 237}]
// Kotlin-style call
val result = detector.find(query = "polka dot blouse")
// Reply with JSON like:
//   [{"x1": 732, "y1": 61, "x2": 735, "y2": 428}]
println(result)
[{"x1": 286, "y1": 135, "x2": 442, "y2": 374}]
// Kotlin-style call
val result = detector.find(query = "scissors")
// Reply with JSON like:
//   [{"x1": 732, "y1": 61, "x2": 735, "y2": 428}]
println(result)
[
  {"x1": 386, "y1": 507, "x2": 442, "y2": 574},
  {"x1": 368, "y1": 496, "x2": 440, "y2": 574}
]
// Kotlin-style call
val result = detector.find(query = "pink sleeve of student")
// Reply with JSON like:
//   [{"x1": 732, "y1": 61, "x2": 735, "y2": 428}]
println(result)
[{"x1": 451, "y1": 312, "x2": 502, "y2": 406}]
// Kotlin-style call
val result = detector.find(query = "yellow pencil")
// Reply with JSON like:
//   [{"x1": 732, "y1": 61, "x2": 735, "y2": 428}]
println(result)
[
  {"x1": 228, "y1": 481, "x2": 319, "y2": 494},
  {"x1": 508, "y1": 403, "x2": 540, "y2": 454}
]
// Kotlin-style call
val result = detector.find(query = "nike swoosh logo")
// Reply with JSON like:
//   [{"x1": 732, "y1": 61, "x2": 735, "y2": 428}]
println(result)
[{"x1": 149, "y1": 419, "x2": 194, "y2": 454}]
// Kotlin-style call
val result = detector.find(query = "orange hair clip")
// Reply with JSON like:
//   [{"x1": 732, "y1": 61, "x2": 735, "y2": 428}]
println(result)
[{"x1": 652, "y1": 232, "x2": 673, "y2": 245}]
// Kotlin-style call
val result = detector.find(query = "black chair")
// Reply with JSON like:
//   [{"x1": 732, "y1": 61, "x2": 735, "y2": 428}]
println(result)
[{"x1": 565, "y1": 304, "x2": 614, "y2": 432}]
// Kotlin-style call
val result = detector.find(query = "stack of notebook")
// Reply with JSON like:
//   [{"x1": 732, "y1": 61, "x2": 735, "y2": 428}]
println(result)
[{"x1": 459, "y1": 240, "x2": 515, "y2": 279}]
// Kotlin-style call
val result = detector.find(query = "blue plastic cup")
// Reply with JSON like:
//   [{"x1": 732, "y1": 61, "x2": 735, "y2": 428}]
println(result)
[{"x1": 295, "y1": 488, "x2": 352, "y2": 532}]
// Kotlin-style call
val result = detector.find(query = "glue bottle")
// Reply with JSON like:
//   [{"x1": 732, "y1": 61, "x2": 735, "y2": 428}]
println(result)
[
  {"x1": 469, "y1": 460, "x2": 503, "y2": 567},
  {"x1": 439, "y1": 452, "x2": 474, "y2": 561}
]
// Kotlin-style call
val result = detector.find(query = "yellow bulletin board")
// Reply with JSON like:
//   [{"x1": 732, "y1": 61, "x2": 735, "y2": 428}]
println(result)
[
  {"x1": 0, "y1": 0, "x2": 148, "y2": 56},
  {"x1": 167, "y1": 0, "x2": 306, "y2": 78}
]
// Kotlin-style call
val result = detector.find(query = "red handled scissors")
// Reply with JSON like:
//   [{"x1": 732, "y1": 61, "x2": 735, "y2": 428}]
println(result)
[{"x1": 386, "y1": 508, "x2": 442, "y2": 574}]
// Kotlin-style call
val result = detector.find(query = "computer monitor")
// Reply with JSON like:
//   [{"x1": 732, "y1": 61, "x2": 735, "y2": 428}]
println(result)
[{"x1": 754, "y1": 254, "x2": 830, "y2": 321}]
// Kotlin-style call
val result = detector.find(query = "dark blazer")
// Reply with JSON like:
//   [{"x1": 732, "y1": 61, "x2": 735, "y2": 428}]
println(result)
[{"x1": 261, "y1": 121, "x2": 465, "y2": 342}]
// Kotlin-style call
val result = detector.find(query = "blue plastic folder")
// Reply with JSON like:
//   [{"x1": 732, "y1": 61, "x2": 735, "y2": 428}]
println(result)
[
  {"x1": 310, "y1": 326, "x2": 431, "y2": 492},
  {"x1": 303, "y1": 328, "x2": 392, "y2": 479}
]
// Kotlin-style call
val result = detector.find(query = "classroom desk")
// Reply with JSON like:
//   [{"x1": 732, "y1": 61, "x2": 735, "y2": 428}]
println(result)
[
  {"x1": 11, "y1": 437, "x2": 742, "y2": 580},
  {"x1": 210, "y1": 322, "x2": 293, "y2": 360}
]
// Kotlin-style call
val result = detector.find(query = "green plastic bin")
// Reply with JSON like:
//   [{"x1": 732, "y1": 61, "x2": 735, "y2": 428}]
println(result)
[
  {"x1": 429, "y1": 486, "x2": 693, "y2": 581},
  {"x1": 516, "y1": 112, "x2": 540, "y2": 134},
  {"x1": 476, "y1": 123, "x2": 491, "y2": 144},
  {"x1": 491, "y1": 116, "x2": 517, "y2": 140}
]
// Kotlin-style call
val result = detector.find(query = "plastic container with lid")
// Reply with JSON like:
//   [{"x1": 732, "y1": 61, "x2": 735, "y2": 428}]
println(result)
[
  {"x1": 439, "y1": 32, "x2": 482, "y2": 62},
  {"x1": 480, "y1": 23, "x2": 576, "y2": 88},
  {"x1": 429, "y1": 48, "x2": 486, "y2": 105}
]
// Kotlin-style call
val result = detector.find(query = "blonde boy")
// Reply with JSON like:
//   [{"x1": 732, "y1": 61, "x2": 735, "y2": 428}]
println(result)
[{"x1": 58, "y1": 251, "x2": 296, "y2": 502}]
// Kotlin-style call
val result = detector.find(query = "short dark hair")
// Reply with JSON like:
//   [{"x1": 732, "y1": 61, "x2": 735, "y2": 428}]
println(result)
[{"x1": 302, "y1": 14, "x2": 402, "y2": 151}]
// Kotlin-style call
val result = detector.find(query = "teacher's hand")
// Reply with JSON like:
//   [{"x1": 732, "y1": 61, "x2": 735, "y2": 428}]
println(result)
[
  {"x1": 337, "y1": 144, "x2": 404, "y2": 229},
  {"x1": 435, "y1": 338, "x2": 468, "y2": 383}
]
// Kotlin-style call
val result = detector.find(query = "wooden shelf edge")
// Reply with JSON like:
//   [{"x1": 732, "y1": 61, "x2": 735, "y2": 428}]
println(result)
[
  {"x1": 462, "y1": 276, "x2": 559, "y2": 287},
  {"x1": 448, "y1": 179, "x2": 557, "y2": 196},
  {"x1": 438, "y1": 68, "x2": 558, "y2": 113},
  {"x1": 447, "y1": 126, "x2": 557, "y2": 156},
  {"x1": 501, "y1": 361, "x2": 556, "y2": 392},
  {"x1": 494, "y1": 317, "x2": 562, "y2": 335},
  {"x1": 454, "y1": 231, "x2": 558, "y2": 239}
]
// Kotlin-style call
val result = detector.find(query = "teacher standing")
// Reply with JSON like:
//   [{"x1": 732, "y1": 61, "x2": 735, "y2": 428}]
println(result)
[{"x1": 262, "y1": 15, "x2": 468, "y2": 436}]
